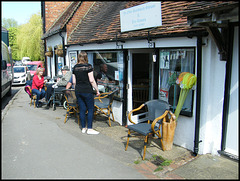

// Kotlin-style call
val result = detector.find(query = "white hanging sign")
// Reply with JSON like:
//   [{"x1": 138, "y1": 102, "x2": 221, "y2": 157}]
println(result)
[{"x1": 120, "y1": 2, "x2": 162, "y2": 32}]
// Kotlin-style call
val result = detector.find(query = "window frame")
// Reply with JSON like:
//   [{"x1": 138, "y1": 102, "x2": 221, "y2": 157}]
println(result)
[
  {"x1": 158, "y1": 47, "x2": 196, "y2": 117},
  {"x1": 87, "y1": 50, "x2": 124, "y2": 101}
]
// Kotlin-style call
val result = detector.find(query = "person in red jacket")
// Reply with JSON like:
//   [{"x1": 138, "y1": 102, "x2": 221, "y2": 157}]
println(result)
[{"x1": 32, "y1": 68, "x2": 46, "y2": 108}]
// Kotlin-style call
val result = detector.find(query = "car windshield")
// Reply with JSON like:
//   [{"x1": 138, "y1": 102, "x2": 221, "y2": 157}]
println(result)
[
  {"x1": 27, "y1": 64, "x2": 38, "y2": 71},
  {"x1": 14, "y1": 67, "x2": 25, "y2": 73}
]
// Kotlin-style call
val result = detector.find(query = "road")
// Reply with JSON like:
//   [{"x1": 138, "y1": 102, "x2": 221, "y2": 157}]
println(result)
[
  {"x1": 2, "y1": 87, "x2": 146, "y2": 179},
  {"x1": 1, "y1": 85, "x2": 23, "y2": 110}
]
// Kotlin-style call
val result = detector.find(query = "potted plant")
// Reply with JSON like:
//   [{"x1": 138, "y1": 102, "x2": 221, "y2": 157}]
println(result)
[
  {"x1": 45, "y1": 46, "x2": 53, "y2": 57},
  {"x1": 162, "y1": 72, "x2": 197, "y2": 150},
  {"x1": 55, "y1": 44, "x2": 64, "y2": 57}
]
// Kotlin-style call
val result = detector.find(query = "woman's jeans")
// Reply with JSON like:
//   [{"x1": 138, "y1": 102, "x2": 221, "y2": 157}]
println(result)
[
  {"x1": 32, "y1": 89, "x2": 46, "y2": 105},
  {"x1": 75, "y1": 92, "x2": 94, "y2": 129}
]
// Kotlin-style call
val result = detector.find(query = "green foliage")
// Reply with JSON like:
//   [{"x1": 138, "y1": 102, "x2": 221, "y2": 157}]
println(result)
[
  {"x1": 16, "y1": 12, "x2": 44, "y2": 61},
  {"x1": 154, "y1": 166, "x2": 163, "y2": 172},
  {"x1": 8, "y1": 27, "x2": 19, "y2": 60},
  {"x1": 152, "y1": 155, "x2": 172, "y2": 172},
  {"x1": 161, "y1": 160, "x2": 172, "y2": 166},
  {"x1": 134, "y1": 159, "x2": 141, "y2": 164},
  {"x1": 2, "y1": 18, "x2": 18, "y2": 29}
]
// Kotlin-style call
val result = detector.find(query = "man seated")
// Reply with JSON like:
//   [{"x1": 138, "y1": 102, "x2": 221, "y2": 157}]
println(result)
[
  {"x1": 96, "y1": 63, "x2": 116, "y2": 92},
  {"x1": 66, "y1": 74, "x2": 74, "y2": 89},
  {"x1": 96, "y1": 63, "x2": 111, "y2": 81},
  {"x1": 45, "y1": 65, "x2": 72, "y2": 109}
]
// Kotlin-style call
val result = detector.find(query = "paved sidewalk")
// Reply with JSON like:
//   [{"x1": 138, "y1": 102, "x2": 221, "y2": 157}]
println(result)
[
  {"x1": 95, "y1": 122, "x2": 239, "y2": 179},
  {"x1": 2, "y1": 88, "x2": 239, "y2": 179}
]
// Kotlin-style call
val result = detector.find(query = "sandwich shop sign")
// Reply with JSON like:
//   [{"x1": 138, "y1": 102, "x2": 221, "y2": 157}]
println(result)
[{"x1": 120, "y1": 2, "x2": 162, "y2": 32}]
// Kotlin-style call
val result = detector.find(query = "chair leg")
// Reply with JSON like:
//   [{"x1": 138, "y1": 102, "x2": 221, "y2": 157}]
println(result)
[
  {"x1": 125, "y1": 129, "x2": 131, "y2": 151},
  {"x1": 143, "y1": 135, "x2": 148, "y2": 160},
  {"x1": 64, "y1": 108, "x2": 69, "y2": 123},
  {"x1": 108, "y1": 116, "x2": 111, "y2": 127},
  {"x1": 110, "y1": 108, "x2": 115, "y2": 122}
]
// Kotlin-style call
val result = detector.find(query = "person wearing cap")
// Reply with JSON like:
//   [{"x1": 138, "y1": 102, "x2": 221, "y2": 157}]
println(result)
[{"x1": 45, "y1": 65, "x2": 72, "y2": 109}]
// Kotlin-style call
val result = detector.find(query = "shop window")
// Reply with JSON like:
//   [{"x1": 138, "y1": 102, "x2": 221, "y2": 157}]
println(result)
[
  {"x1": 88, "y1": 51, "x2": 124, "y2": 99},
  {"x1": 159, "y1": 48, "x2": 195, "y2": 117}
]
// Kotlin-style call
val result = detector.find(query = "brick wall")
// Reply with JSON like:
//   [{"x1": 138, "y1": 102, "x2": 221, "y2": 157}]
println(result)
[
  {"x1": 45, "y1": 1, "x2": 72, "y2": 32},
  {"x1": 67, "y1": 1, "x2": 95, "y2": 39}
]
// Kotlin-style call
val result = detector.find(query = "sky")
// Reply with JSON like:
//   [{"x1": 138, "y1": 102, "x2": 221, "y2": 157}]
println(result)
[{"x1": 1, "y1": 1, "x2": 41, "y2": 25}]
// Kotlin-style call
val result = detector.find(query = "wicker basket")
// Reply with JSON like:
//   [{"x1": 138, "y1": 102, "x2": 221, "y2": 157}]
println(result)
[
  {"x1": 162, "y1": 117, "x2": 177, "y2": 150},
  {"x1": 45, "y1": 51, "x2": 53, "y2": 57},
  {"x1": 55, "y1": 49, "x2": 64, "y2": 57}
]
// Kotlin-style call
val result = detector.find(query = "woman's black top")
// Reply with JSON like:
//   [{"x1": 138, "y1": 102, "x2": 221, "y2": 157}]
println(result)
[{"x1": 73, "y1": 63, "x2": 94, "y2": 93}]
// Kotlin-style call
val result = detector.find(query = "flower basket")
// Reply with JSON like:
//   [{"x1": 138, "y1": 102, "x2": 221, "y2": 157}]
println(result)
[
  {"x1": 45, "y1": 51, "x2": 53, "y2": 57},
  {"x1": 55, "y1": 49, "x2": 64, "y2": 57}
]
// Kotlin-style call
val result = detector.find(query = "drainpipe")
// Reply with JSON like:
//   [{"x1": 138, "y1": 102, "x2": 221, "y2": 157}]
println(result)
[
  {"x1": 59, "y1": 31, "x2": 66, "y2": 65},
  {"x1": 193, "y1": 34, "x2": 203, "y2": 156},
  {"x1": 41, "y1": 1, "x2": 47, "y2": 76}
]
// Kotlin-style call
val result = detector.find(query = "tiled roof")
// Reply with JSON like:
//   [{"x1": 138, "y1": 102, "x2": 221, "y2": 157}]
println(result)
[
  {"x1": 180, "y1": 1, "x2": 239, "y2": 16},
  {"x1": 67, "y1": 1, "x2": 204, "y2": 45},
  {"x1": 42, "y1": 1, "x2": 82, "y2": 39}
]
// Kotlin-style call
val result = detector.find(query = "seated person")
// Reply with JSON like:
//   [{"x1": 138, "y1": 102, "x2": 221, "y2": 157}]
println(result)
[
  {"x1": 96, "y1": 63, "x2": 112, "y2": 81},
  {"x1": 45, "y1": 66, "x2": 72, "y2": 109},
  {"x1": 32, "y1": 68, "x2": 47, "y2": 108},
  {"x1": 66, "y1": 75, "x2": 74, "y2": 89},
  {"x1": 96, "y1": 64, "x2": 117, "y2": 92}
]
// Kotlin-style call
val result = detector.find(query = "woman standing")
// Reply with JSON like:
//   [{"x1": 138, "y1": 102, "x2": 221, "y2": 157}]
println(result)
[
  {"x1": 32, "y1": 68, "x2": 46, "y2": 108},
  {"x1": 73, "y1": 51, "x2": 100, "y2": 134}
]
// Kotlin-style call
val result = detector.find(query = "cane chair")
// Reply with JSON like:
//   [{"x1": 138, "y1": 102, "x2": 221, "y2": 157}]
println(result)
[
  {"x1": 27, "y1": 83, "x2": 47, "y2": 108},
  {"x1": 125, "y1": 99, "x2": 175, "y2": 160},
  {"x1": 94, "y1": 89, "x2": 119, "y2": 127},
  {"x1": 30, "y1": 89, "x2": 37, "y2": 108},
  {"x1": 132, "y1": 85, "x2": 149, "y2": 109},
  {"x1": 62, "y1": 89, "x2": 80, "y2": 125}
]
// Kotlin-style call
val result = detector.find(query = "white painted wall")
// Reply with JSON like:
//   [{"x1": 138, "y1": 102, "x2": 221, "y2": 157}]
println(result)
[
  {"x1": 198, "y1": 37, "x2": 226, "y2": 155},
  {"x1": 65, "y1": 35, "x2": 231, "y2": 156},
  {"x1": 225, "y1": 26, "x2": 239, "y2": 156}
]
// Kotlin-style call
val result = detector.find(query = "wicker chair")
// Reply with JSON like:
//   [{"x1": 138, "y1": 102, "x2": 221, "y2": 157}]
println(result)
[
  {"x1": 94, "y1": 89, "x2": 119, "y2": 127},
  {"x1": 62, "y1": 89, "x2": 80, "y2": 125},
  {"x1": 125, "y1": 99, "x2": 175, "y2": 160}
]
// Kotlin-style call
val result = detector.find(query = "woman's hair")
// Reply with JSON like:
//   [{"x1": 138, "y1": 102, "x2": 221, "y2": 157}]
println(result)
[
  {"x1": 36, "y1": 67, "x2": 44, "y2": 75},
  {"x1": 77, "y1": 51, "x2": 88, "y2": 64}
]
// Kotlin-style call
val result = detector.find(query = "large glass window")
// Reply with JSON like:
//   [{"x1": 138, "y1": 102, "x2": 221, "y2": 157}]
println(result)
[
  {"x1": 87, "y1": 51, "x2": 124, "y2": 99},
  {"x1": 159, "y1": 48, "x2": 195, "y2": 116}
]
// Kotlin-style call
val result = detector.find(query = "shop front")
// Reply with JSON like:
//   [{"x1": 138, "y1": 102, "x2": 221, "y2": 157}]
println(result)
[{"x1": 66, "y1": 35, "x2": 198, "y2": 131}]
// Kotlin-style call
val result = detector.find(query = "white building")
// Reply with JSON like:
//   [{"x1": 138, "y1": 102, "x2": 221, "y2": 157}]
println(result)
[{"x1": 41, "y1": 1, "x2": 238, "y2": 160}]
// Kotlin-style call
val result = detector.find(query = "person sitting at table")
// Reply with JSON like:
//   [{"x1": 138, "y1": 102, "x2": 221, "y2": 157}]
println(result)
[
  {"x1": 96, "y1": 63, "x2": 112, "y2": 81},
  {"x1": 45, "y1": 65, "x2": 72, "y2": 109},
  {"x1": 32, "y1": 68, "x2": 47, "y2": 108},
  {"x1": 66, "y1": 74, "x2": 74, "y2": 89}
]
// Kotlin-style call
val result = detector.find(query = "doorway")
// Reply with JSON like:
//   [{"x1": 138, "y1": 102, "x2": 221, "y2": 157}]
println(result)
[{"x1": 132, "y1": 53, "x2": 152, "y2": 110}]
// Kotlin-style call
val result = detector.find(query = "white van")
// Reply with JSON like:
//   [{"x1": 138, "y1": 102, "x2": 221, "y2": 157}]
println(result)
[{"x1": 1, "y1": 41, "x2": 13, "y2": 98}]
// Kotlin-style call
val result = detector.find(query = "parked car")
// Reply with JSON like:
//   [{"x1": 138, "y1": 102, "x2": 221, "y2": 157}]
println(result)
[
  {"x1": 26, "y1": 61, "x2": 45, "y2": 79},
  {"x1": 14, "y1": 60, "x2": 23, "y2": 66},
  {"x1": 13, "y1": 66, "x2": 28, "y2": 85},
  {"x1": 1, "y1": 41, "x2": 13, "y2": 98},
  {"x1": 21, "y1": 57, "x2": 31, "y2": 65}
]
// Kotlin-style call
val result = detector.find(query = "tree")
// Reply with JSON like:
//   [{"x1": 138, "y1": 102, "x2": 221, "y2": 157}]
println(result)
[
  {"x1": 8, "y1": 27, "x2": 19, "y2": 60},
  {"x1": 2, "y1": 18, "x2": 18, "y2": 29},
  {"x1": 16, "y1": 12, "x2": 44, "y2": 61}
]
